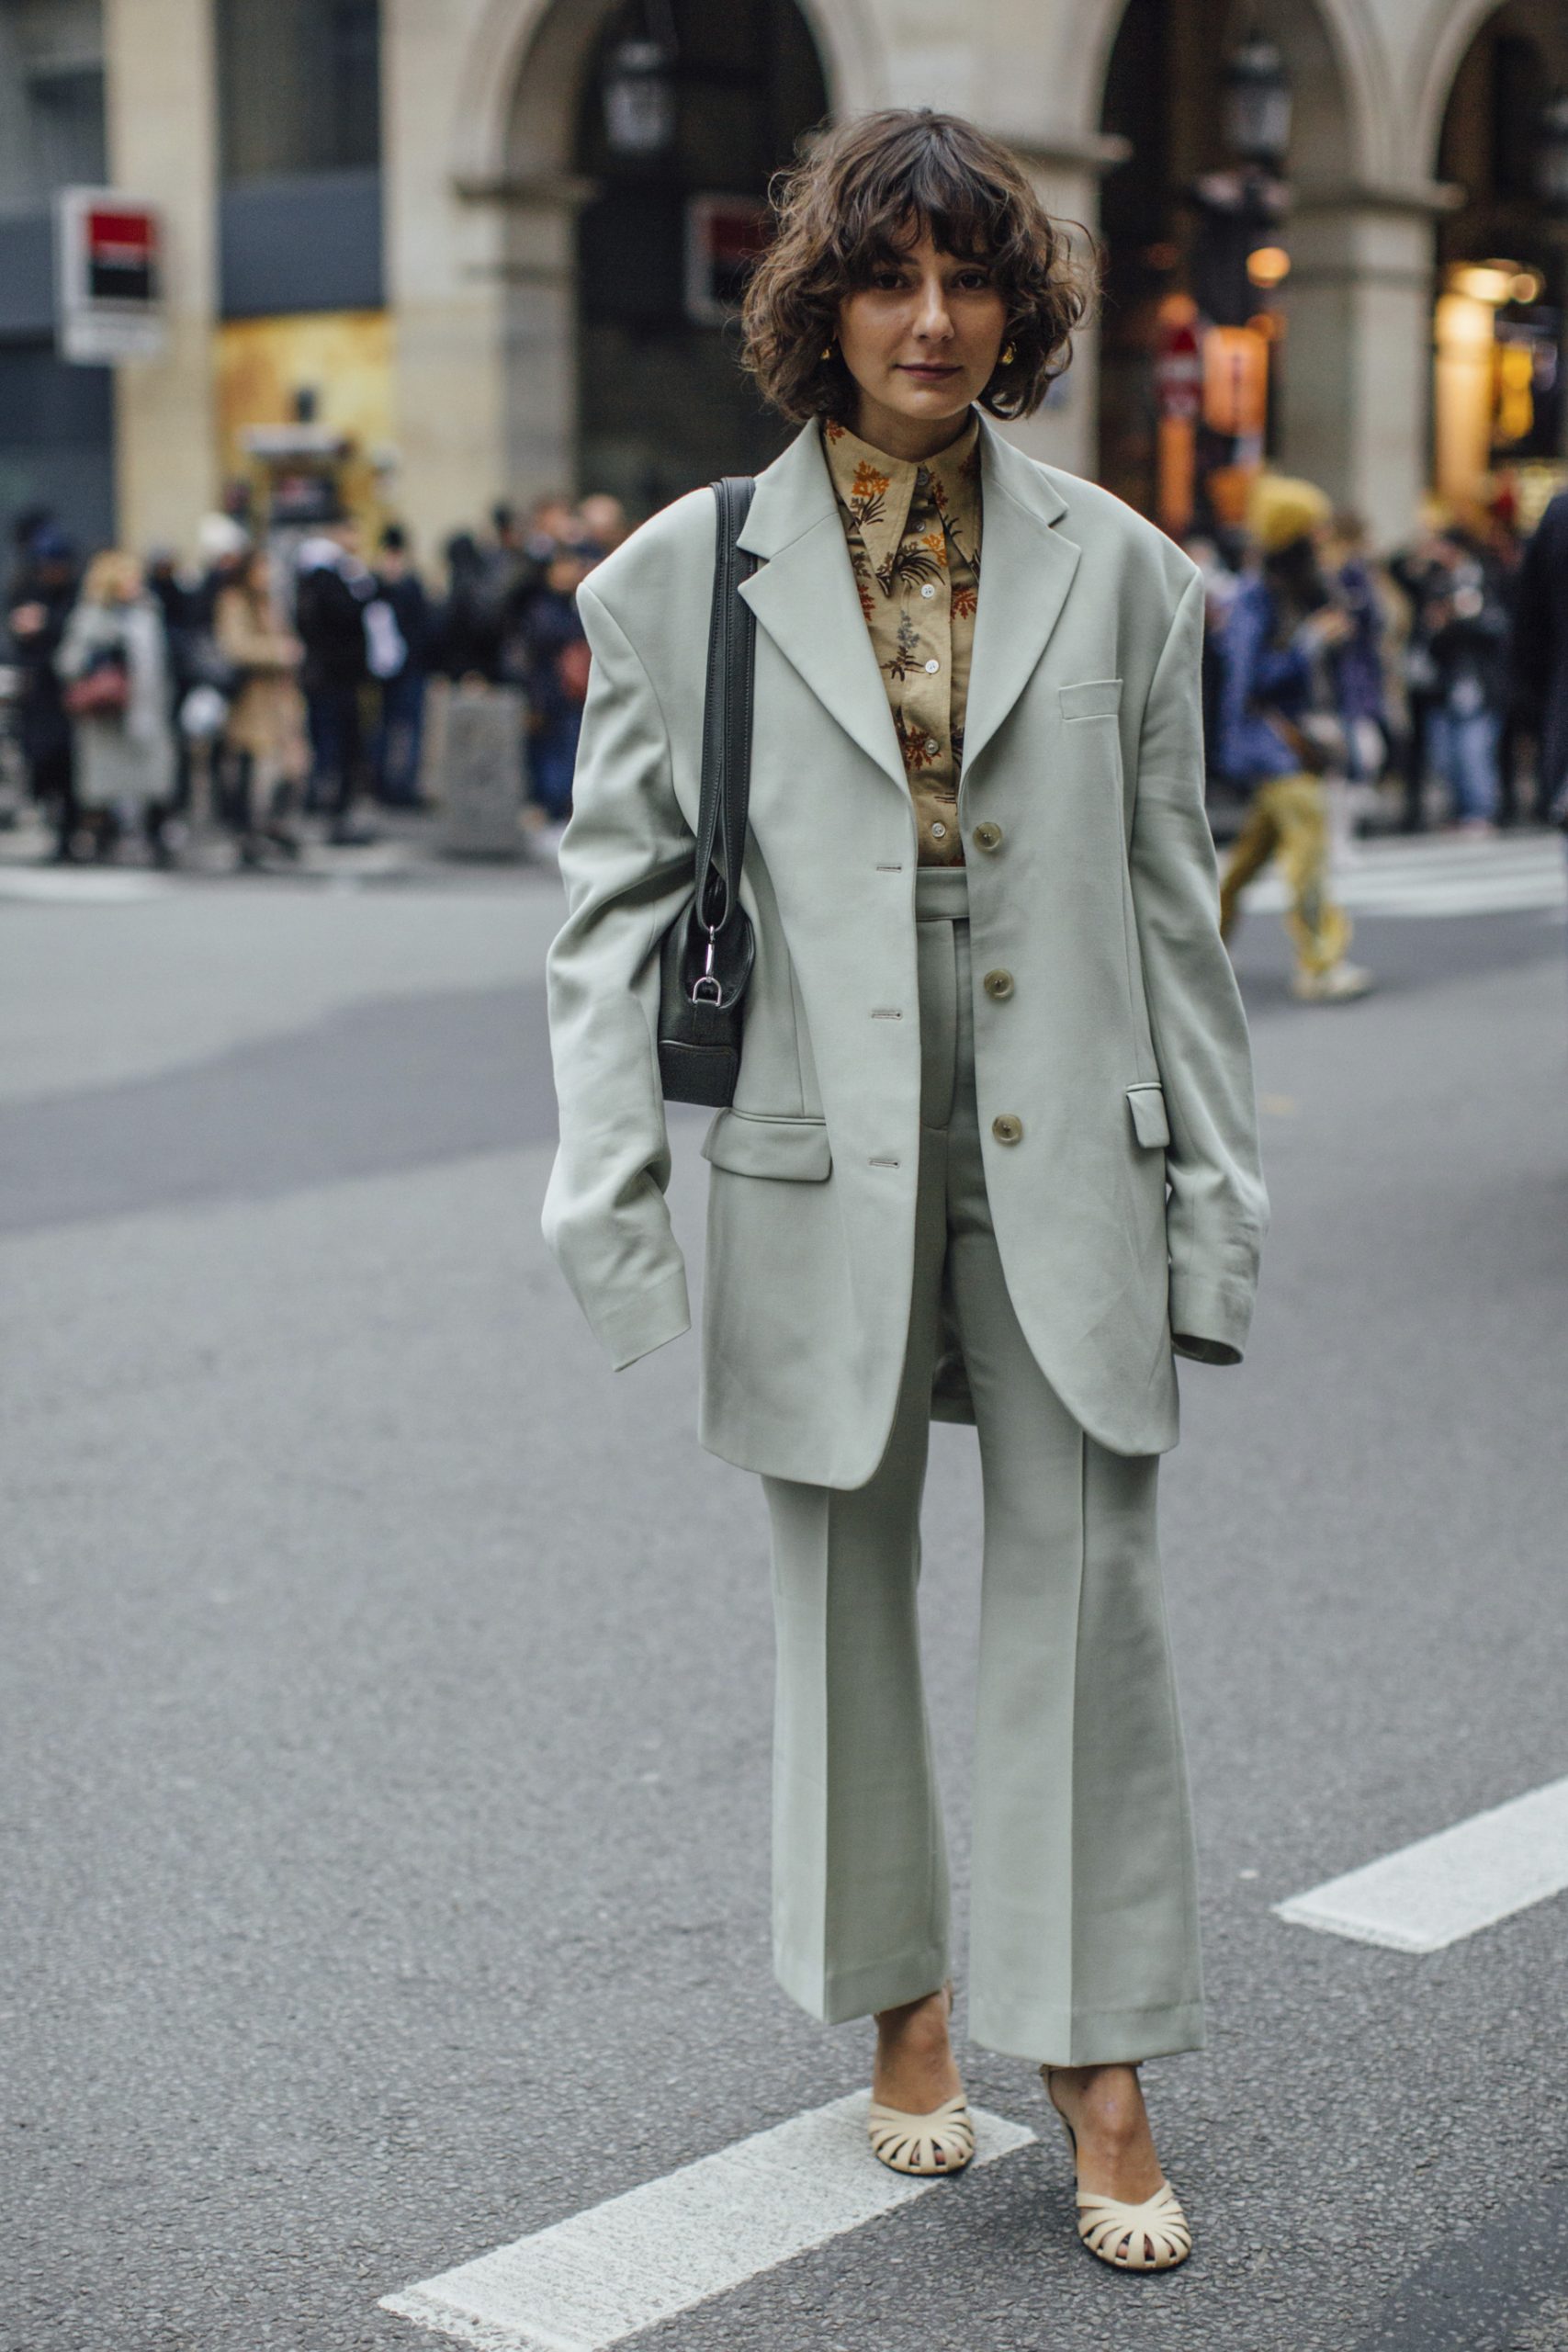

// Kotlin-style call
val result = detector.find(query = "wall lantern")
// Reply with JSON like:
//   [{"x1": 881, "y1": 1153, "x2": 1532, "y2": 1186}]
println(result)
[
  {"x1": 603, "y1": 14, "x2": 677, "y2": 158},
  {"x1": 1223, "y1": 35, "x2": 1292, "y2": 170},
  {"x1": 1536, "y1": 91, "x2": 1568, "y2": 218}
]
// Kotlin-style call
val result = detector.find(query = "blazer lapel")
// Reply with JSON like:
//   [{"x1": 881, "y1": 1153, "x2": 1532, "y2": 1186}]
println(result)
[
  {"x1": 962, "y1": 417, "x2": 1080, "y2": 775},
  {"x1": 738, "y1": 424, "x2": 907, "y2": 790}
]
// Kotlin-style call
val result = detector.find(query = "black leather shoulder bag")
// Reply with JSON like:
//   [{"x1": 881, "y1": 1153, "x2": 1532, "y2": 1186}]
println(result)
[{"x1": 656, "y1": 475, "x2": 759, "y2": 1106}]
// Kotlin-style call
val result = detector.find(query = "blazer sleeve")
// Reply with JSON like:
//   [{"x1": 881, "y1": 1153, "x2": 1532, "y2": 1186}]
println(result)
[
  {"x1": 1130, "y1": 571, "x2": 1269, "y2": 1364},
  {"x1": 540, "y1": 580, "x2": 697, "y2": 1370}
]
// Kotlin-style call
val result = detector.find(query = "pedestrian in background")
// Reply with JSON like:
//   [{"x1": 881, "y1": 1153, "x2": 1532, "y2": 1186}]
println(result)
[
  {"x1": 214, "y1": 546, "x2": 307, "y2": 861},
  {"x1": 1323, "y1": 510, "x2": 1391, "y2": 792},
  {"x1": 1388, "y1": 514, "x2": 1453, "y2": 833},
  {"x1": 1507, "y1": 484, "x2": 1568, "y2": 828},
  {"x1": 543, "y1": 108, "x2": 1267, "y2": 2274},
  {"x1": 5, "y1": 524, "x2": 80, "y2": 860},
  {"x1": 370, "y1": 523, "x2": 434, "y2": 808},
  {"x1": 435, "y1": 530, "x2": 502, "y2": 685},
  {"x1": 1213, "y1": 474, "x2": 1371, "y2": 1001},
  {"x1": 517, "y1": 540, "x2": 591, "y2": 827},
  {"x1": 577, "y1": 492, "x2": 629, "y2": 559},
  {"x1": 1416, "y1": 526, "x2": 1509, "y2": 835},
  {"x1": 55, "y1": 548, "x2": 176, "y2": 864},
  {"x1": 295, "y1": 513, "x2": 376, "y2": 845}
]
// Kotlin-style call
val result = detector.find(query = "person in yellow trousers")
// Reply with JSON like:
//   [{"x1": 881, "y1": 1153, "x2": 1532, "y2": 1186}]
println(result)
[{"x1": 1213, "y1": 474, "x2": 1372, "y2": 1002}]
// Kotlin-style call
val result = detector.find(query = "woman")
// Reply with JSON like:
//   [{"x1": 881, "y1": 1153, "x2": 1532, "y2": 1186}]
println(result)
[
  {"x1": 542, "y1": 110, "x2": 1266, "y2": 2272},
  {"x1": 56, "y1": 549, "x2": 176, "y2": 863},
  {"x1": 517, "y1": 541, "x2": 592, "y2": 826},
  {"x1": 214, "y1": 546, "x2": 308, "y2": 859}
]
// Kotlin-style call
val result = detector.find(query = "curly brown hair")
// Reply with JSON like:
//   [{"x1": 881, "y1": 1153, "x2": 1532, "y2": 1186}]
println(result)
[{"x1": 741, "y1": 109, "x2": 1097, "y2": 425}]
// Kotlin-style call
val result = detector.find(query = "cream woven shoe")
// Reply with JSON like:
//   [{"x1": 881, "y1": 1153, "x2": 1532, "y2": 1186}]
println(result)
[
  {"x1": 1043, "y1": 2066, "x2": 1192, "y2": 2271},
  {"x1": 866, "y1": 1984, "x2": 975, "y2": 2177},
  {"x1": 865, "y1": 2092, "x2": 976, "y2": 2177}
]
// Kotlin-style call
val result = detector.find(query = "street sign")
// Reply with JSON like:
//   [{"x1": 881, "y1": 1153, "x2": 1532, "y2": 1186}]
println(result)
[
  {"x1": 1155, "y1": 316, "x2": 1202, "y2": 421},
  {"x1": 55, "y1": 188, "x2": 166, "y2": 364},
  {"x1": 684, "y1": 194, "x2": 771, "y2": 325},
  {"x1": 1201, "y1": 324, "x2": 1269, "y2": 438}
]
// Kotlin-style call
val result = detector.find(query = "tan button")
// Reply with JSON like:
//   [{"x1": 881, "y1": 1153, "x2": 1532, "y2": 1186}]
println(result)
[
  {"x1": 983, "y1": 967, "x2": 1014, "y2": 1001},
  {"x1": 972, "y1": 820, "x2": 1003, "y2": 852},
  {"x1": 992, "y1": 1113, "x2": 1023, "y2": 1145}
]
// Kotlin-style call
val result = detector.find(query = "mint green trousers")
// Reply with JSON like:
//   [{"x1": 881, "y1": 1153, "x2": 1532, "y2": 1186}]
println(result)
[{"x1": 761, "y1": 866, "x2": 1204, "y2": 2067}]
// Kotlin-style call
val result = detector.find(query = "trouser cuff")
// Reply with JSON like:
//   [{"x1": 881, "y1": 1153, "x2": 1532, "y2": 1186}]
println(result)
[
  {"x1": 775, "y1": 1941, "x2": 951, "y2": 2029},
  {"x1": 966, "y1": 1993, "x2": 1205, "y2": 2068}
]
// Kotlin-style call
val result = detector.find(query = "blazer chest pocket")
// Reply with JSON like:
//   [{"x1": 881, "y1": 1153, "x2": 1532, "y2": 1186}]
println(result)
[
  {"x1": 1126, "y1": 1083, "x2": 1171, "y2": 1148},
  {"x1": 1060, "y1": 678, "x2": 1123, "y2": 722},
  {"x1": 702, "y1": 1108, "x2": 832, "y2": 1182}
]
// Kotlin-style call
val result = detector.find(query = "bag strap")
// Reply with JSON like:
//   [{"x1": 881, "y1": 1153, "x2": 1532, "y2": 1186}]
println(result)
[{"x1": 693, "y1": 477, "x2": 758, "y2": 947}]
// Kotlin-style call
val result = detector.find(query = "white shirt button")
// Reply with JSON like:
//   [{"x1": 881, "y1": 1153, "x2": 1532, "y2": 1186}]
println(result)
[
  {"x1": 924, "y1": 736, "x2": 940, "y2": 756},
  {"x1": 930, "y1": 820, "x2": 947, "y2": 839},
  {"x1": 919, "y1": 583, "x2": 937, "y2": 599},
  {"x1": 924, "y1": 659, "x2": 940, "y2": 673}
]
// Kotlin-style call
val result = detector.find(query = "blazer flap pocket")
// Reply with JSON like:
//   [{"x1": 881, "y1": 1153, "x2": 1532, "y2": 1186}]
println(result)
[
  {"x1": 702, "y1": 1109, "x2": 832, "y2": 1182},
  {"x1": 1126, "y1": 1083, "x2": 1171, "y2": 1149},
  {"x1": 1059, "y1": 678, "x2": 1123, "y2": 721}
]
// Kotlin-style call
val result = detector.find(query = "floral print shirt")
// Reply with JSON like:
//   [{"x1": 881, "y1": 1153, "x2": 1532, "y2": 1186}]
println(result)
[{"x1": 822, "y1": 410, "x2": 983, "y2": 865}]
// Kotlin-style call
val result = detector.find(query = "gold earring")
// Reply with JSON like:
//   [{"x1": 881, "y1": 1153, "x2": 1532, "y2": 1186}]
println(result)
[
  {"x1": 1000, "y1": 342, "x2": 1016, "y2": 366},
  {"x1": 821, "y1": 342, "x2": 833, "y2": 360}
]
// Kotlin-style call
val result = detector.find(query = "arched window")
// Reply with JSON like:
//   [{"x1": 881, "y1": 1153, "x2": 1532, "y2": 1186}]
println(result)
[{"x1": 572, "y1": 0, "x2": 829, "y2": 511}]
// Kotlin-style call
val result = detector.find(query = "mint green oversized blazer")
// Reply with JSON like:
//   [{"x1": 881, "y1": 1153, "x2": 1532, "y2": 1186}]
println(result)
[{"x1": 542, "y1": 413, "x2": 1268, "y2": 1488}]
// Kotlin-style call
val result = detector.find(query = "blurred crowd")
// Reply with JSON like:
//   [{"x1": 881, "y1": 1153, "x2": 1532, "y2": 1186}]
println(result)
[
  {"x1": 6, "y1": 463, "x2": 1568, "y2": 921},
  {"x1": 1188, "y1": 469, "x2": 1568, "y2": 1000},
  {"x1": 0, "y1": 490, "x2": 630, "y2": 867}
]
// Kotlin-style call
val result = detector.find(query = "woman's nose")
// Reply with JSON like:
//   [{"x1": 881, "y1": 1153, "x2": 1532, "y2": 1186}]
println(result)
[{"x1": 913, "y1": 285, "x2": 953, "y2": 338}]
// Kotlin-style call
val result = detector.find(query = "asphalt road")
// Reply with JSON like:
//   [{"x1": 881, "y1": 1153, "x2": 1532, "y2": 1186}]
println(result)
[{"x1": 4, "y1": 845, "x2": 1567, "y2": 2352}]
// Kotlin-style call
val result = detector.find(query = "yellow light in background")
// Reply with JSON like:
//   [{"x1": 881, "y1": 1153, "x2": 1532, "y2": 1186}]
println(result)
[
  {"x1": 1510, "y1": 268, "x2": 1545, "y2": 305},
  {"x1": 1449, "y1": 261, "x2": 1521, "y2": 306},
  {"x1": 1495, "y1": 341, "x2": 1536, "y2": 444},
  {"x1": 1246, "y1": 244, "x2": 1291, "y2": 289}
]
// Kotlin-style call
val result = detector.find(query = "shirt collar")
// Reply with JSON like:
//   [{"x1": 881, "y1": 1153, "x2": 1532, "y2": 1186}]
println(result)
[{"x1": 822, "y1": 411, "x2": 981, "y2": 591}]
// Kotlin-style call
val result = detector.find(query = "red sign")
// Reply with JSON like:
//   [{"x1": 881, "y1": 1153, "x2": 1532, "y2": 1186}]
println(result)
[
  {"x1": 56, "y1": 187, "x2": 167, "y2": 362},
  {"x1": 1155, "y1": 320, "x2": 1202, "y2": 422},
  {"x1": 685, "y1": 195, "x2": 773, "y2": 324},
  {"x1": 85, "y1": 207, "x2": 159, "y2": 303}
]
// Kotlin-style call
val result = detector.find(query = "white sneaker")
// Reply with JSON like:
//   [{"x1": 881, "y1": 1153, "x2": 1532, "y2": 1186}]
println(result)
[{"x1": 1292, "y1": 960, "x2": 1373, "y2": 1003}]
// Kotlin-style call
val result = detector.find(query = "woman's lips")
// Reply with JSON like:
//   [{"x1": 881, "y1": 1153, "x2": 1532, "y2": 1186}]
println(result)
[{"x1": 899, "y1": 363, "x2": 960, "y2": 378}]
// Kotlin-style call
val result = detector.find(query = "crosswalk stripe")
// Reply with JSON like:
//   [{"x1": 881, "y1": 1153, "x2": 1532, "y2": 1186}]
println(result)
[
  {"x1": 1239, "y1": 836, "x2": 1565, "y2": 920},
  {"x1": 381, "y1": 2094, "x2": 1036, "y2": 2352},
  {"x1": 1274, "y1": 1774, "x2": 1568, "y2": 1953},
  {"x1": 0, "y1": 867, "x2": 173, "y2": 903}
]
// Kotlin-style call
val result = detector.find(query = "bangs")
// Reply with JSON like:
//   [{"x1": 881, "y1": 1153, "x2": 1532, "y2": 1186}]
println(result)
[{"x1": 838, "y1": 135, "x2": 1013, "y2": 279}]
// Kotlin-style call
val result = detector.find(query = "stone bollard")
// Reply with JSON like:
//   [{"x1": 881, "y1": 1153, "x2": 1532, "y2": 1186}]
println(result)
[{"x1": 438, "y1": 683, "x2": 529, "y2": 858}]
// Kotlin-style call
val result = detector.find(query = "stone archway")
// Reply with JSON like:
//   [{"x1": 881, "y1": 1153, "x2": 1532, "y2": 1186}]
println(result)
[
  {"x1": 446, "y1": 0, "x2": 881, "y2": 510},
  {"x1": 1088, "y1": 0, "x2": 1438, "y2": 542},
  {"x1": 1423, "y1": 0, "x2": 1568, "y2": 506}
]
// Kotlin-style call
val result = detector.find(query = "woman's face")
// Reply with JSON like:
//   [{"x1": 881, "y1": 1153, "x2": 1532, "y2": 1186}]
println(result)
[{"x1": 835, "y1": 228, "x2": 1007, "y2": 457}]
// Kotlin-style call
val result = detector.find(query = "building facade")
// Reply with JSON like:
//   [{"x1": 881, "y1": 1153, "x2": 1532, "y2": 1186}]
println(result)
[{"x1": 2, "y1": 0, "x2": 1565, "y2": 563}]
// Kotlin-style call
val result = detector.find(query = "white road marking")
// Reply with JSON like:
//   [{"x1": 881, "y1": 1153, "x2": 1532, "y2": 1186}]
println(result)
[
  {"x1": 1274, "y1": 1774, "x2": 1568, "y2": 1952},
  {"x1": 0, "y1": 866, "x2": 173, "y2": 903},
  {"x1": 381, "y1": 2093, "x2": 1036, "y2": 2352},
  {"x1": 1238, "y1": 831, "x2": 1566, "y2": 920}
]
